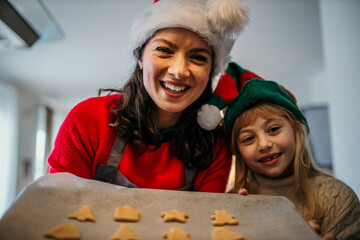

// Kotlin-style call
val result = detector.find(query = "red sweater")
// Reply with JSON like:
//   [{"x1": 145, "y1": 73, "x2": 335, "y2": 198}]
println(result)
[{"x1": 48, "y1": 94, "x2": 232, "y2": 193}]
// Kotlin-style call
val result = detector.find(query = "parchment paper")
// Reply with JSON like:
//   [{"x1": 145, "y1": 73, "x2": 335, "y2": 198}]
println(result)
[{"x1": 0, "y1": 173, "x2": 319, "y2": 240}]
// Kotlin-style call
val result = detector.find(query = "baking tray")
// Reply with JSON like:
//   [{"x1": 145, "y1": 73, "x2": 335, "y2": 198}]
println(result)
[{"x1": 0, "y1": 173, "x2": 319, "y2": 239}]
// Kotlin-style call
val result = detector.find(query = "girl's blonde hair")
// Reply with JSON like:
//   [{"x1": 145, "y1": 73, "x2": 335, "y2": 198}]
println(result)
[{"x1": 231, "y1": 102, "x2": 323, "y2": 220}]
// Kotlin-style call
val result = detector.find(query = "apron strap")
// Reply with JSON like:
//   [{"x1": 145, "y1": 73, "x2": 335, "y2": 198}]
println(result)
[
  {"x1": 106, "y1": 135, "x2": 126, "y2": 168},
  {"x1": 178, "y1": 166, "x2": 197, "y2": 191},
  {"x1": 185, "y1": 166, "x2": 196, "y2": 187},
  {"x1": 94, "y1": 135, "x2": 128, "y2": 184}
]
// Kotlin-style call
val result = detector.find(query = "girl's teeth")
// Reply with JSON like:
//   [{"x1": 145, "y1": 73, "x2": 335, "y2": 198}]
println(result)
[{"x1": 262, "y1": 153, "x2": 279, "y2": 162}]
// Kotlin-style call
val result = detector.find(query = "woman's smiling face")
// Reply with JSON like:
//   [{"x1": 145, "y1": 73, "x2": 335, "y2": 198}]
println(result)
[{"x1": 139, "y1": 28, "x2": 212, "y2": 116}]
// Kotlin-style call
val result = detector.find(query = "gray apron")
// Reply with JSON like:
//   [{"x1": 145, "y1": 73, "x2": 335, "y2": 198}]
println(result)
[{"x1": 94, "y1": 135, "x2": 197, "y2": 191}]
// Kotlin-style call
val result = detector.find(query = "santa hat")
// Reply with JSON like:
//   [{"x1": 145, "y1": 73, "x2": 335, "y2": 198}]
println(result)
[
  {"x1": 129, "y1": 0, "x2": 249, "y2": 89},
  {"x1": 197, "y1": 62, "x2": 263, "y2": 130}
]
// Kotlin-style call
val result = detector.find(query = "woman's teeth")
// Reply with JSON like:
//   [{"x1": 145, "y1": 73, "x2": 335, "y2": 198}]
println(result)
[
  {"x1": 163, "y1": 82, "x2": 187, "y2": 93},
  {"x1": 260, "y1": 153, "x2": 281, "y2": 162}
]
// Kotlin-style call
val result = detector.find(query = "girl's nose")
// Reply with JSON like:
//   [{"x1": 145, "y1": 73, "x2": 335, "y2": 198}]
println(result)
[
  {"x1": 168, "y1": 55, "x2": 190, "y2": 80},
  {"x1": 258, "y1": 135, "x2": 273, "y2": 152}
]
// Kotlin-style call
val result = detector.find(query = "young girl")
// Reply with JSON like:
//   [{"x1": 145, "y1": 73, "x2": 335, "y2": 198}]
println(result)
[{"x1": 209, "y1": 75, "x2": 360, "y2": 239}]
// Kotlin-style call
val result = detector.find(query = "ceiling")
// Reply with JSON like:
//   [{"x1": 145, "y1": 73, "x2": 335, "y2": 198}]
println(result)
[{"x1": 0, "y1": 0, "x2": 323, "y2": 112}]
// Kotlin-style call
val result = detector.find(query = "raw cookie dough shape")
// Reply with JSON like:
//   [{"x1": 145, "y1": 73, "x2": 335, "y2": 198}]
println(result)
[
  {"x1": 44, "y1": 223, "x2": 81, "y2": 240},
  {"x1": 163, "y1": 227, "x2": 192, "y2": 240},
  {"x1": 114, "y1": 205, "x2": 140, "y2": 222},
  {"x1": 212, "y1": 227, "x2": 244, "y2": 240},
  {"x1": 68, "y1": 204, "x2": 96, "y2": 222},
  {"x1": 161, "y1": 209, "x2": 189, "y2": 223},
  {"x1": 211, "y1": 210, "x2": 238, "y2": 226},
  {"x1": 109, "y1": 224, "x2": 140, "y2": 240}
]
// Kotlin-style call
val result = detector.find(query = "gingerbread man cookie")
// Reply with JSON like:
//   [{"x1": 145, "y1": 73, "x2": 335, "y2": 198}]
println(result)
[
  {"x1": 161, "y1": 209, "x2": 189, "y2": 223},
  {"x1": 163, "y1": 227, "x2": 191, "y2": 240},
  {"x1": 211, "y1": 210, "x2": 238, "y2": 226},
  {"x1": 212, "y1": 227, "x2": 244, "y2": 240},
  {"x1": 114, "y1": 205, "x2": 140, "y2": 222},
  {"x1": 68, "y1": 204, "x2": 96, "y2": 222}
]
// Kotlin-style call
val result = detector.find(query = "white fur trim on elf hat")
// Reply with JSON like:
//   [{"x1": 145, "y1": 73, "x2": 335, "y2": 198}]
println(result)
[{"x1": 129, "y1": 0, "x2": 249, "y2": 90}]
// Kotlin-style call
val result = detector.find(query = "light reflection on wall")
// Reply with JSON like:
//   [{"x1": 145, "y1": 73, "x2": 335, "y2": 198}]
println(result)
[{"x1": 34, "y1": 106, "x2": 47, "y2": 180}]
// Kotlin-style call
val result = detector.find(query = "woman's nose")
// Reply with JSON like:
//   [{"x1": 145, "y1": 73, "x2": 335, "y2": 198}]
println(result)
[{"x1": 168, "y1": 55, "x2": 190, "y2": 80}]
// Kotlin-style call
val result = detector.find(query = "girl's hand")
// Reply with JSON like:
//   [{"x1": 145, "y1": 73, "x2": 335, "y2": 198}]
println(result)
[
  {"x1": 307, "y1": 219, "x2": 321, "y2": 233},
  {"x1": 237, "y1": 188, "x2": 248, "y2": 195},
  {"x1": 320, "y1": 233, "x2": 335, "y2": 240},
  {"x1": 308, "y1": 220, "x2": 335, "y2": 240}
]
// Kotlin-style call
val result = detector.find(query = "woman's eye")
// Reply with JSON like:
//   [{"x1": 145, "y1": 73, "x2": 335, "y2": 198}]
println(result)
[
  {"x1": 191, "y1": 54, "x2": 207, "y2": 62},
  {"x1": 156, "y1": 47, "x2": 173, "y2": 54}
]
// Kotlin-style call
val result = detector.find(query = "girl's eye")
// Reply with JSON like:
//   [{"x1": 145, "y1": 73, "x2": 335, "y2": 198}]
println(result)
[
  {"x1": 268, "y1": 126, "x2": 281, "y2": 134},
  {"x1": 242, "y1": 136, "x2": 255, "y2": 143}
]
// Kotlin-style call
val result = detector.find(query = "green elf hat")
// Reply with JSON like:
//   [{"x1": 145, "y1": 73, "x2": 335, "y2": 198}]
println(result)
[
  {"x1": 197, "y1": 62, "x2": 263, "y2": 130},
  {"x1": 224, "y1": 78, "x2": 309, "y2": 143}
]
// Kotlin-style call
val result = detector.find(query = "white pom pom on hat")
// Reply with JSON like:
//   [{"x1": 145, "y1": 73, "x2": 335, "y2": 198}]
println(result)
[
  {"x1": 206, "y1": 0, "x2": 249, "y2": 36},
  {"x1": 197, "y1": 104, "x2": 222, "y2": 130}
]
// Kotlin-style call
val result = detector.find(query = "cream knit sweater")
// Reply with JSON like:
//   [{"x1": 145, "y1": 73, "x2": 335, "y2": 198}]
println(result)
[{"x1": 246, "y1": 173, "x2": 360, "y2": 239}]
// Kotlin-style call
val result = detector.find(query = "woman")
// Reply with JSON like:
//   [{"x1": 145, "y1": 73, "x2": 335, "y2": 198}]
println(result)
[{"x1": 47, "y1": 0, "x2": 249, "y2": 192}]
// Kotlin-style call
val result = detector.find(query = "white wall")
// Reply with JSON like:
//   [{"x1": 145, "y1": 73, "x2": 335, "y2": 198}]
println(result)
[
  {"x1": 0, "y1": 80, "x2": 18, "y2": 218},
  {"x1": 0, "y1": 80, "x2": 44, "y2": 217},
  {"x1": 0, "y1": 78, "x2": 70, "y2": 219},
  {"x1": 235, "y1": 0, "x2": 327, "y2": 107},
  {"x1": 15, "y1": 87, "x2": 40, "y2": 194},
  {"x1": 319, "y1": 0, "x2": 360, "y2": 197}
]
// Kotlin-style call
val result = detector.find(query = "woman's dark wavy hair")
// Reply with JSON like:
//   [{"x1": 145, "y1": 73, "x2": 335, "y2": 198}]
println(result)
[{"x1": 100, "y1": 45, "x2": 221, "y2": 170}]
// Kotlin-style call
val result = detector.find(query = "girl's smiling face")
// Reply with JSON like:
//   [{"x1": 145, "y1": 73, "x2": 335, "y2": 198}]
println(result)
[
  {"x1": 236, "y1": 116, "x2": 296, "y2": 178},
  {"x1": 139, "y1": 27, "x2": 212, "y2": 119}
]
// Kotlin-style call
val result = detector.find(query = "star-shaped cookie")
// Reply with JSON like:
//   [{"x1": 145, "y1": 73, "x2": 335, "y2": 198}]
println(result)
[
  {"x1": 211, "y1": 210, "x2": 238, "y2": 226},
  {"x1": 161, "y1": 209, "x2": 189, "y2": 223},
  {"x1": 109, "y1": 224, "x2": 140, "y2": 240},
  {"x1": 68, "y1": 204, "x2": 96, "y2": 222},
  {"x1": 212, "y1": 227, "x2": 244, "y2": 240},
  {"x1": 114, "y1": 205, "x2": 140, "y2": 222},
  {"x1": 163, "y1": 227, "x2": 192, "y2": 240}
]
